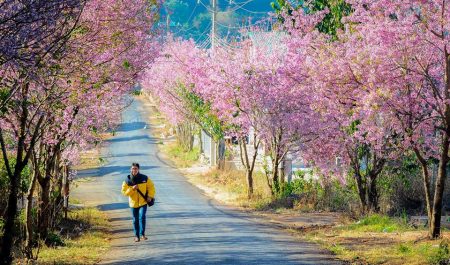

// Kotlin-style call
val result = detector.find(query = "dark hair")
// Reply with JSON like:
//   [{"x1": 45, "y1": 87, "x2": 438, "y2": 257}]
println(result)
[{"x1": 131, "y1": 162, "x2": 140, "y2": 169}]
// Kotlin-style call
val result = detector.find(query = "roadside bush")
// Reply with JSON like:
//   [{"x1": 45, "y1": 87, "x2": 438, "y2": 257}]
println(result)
[
  {"x1": 165, "y1": 142, "x2": 200, "y2": 168},
  {"x1": 279, "y1": 171, "x2": 359, "y2": 212},
  {"x1": 345, "y1": 214, "x2": 410, "y2": 233},
  {"x1": 46, "y1": 232, "x2": 65, "y2": 247},
  {"x1": 378, "y1": 154, "x2": 425, "y2": 215},
  {"x1": 131, "y1": 90, "x2": 142, "y2": 96},
  {"x1": 428, "y1": 240, "x2": 450, "y2": 265}
]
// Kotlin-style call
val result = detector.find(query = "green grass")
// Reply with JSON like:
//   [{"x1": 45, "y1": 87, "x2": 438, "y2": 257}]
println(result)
[
  {"x1": 73, "y1": 177, "x2": 95, "y2": 184},
  {"x1": 68, "y1": 207, "x2": 110, "y2": 227},
  {"x1": 426, "y1": 240, "x2": 450, "y2": 265},
  {"x1": 37, "y1": 207, "x2": 111, "y2": 265},
  {"x1": 328, "y1": 243, "x2": 346, "y2": 255},
  {"x1": 304, "y1": 214, "x2": 450, "y2": 265},
  {"x1": 398, "y1": 243, "x2": 412, "y2": 254},
  {"x1": 188, "y1": 168, "x2": 273, "y2": 208},
  {"x1": 163, "y1": 142, "x2": 200, "y2": 168},
  {"x1": 70, "y1": 198, "x2": 82, "y2": 205},
  {"x1": 342, "y1": 214, "x2": 410, "y2": 233}
]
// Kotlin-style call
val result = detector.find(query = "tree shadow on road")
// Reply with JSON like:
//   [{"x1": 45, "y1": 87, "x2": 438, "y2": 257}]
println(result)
[
  {"x1": 97, "y1": 202, "x2": 130, "y2": 211},
  {"x1": 113, "y1": 122, "x2": 148, "y2": 133},
  {"x1": 107, "y1": 135, "x2": 158, "y2": 144},
  {"x1": 100, "y1": 249, "x2": 340, "y2": 265},
  {"x1": 77, "y1": 165, "x2": 159, "y2": 178}
]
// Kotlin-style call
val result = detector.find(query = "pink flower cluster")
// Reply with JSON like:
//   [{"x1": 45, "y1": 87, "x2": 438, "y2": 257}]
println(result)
[{"x1": 143, "y1": 0, "x2": 450, "y2": 183}]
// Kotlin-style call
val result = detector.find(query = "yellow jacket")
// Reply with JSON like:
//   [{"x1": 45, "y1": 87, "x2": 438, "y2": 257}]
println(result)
[{"x1": 121, "y1": 173, "x2": 155, "y2": 208}]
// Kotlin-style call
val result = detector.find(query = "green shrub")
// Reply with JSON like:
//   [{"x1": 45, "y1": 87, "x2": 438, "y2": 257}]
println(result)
[
  {"x1": 131, "y1": 90, "x2": 142, "y2": 96},
  {"x1": 428, "y1": 240, "x2": 450, "y2": 265},
  {"x1": 46, "y1": 232, "x2": 65, "y2": 247},
  {"x1": 398, "y1": 243, "x2": 411, "y2": 254},
  {"x1": 378, "y1": 153, "x2": 425, "y2": 215},
  {"x1": 278, "y1": 171, "x2": 359, "y2": 212},
  {"x1": 329, "y1": 243, "x2": 346, "y2": 255},
  {"x1": 280, "y1": 173, "x2": 318, "y2": 198},
  {"x1": 166, "y1": 143, "x2": 200, "y2": 167}
]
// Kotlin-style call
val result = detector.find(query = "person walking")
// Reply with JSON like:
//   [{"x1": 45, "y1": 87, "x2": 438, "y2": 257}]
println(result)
[{"x1": 121, "y1": 162, "x2": 155, "y2": 242}]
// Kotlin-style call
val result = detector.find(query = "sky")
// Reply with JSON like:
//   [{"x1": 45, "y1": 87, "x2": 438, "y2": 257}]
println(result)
[{"x1": 161, "y1": 0, "x2": 276, "y2": 44}]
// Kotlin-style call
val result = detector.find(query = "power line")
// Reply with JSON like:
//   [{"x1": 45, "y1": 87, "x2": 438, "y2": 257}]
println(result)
[
  {"x1": 198, "y1": 37, "x2": 212, "y2": 49},
  {"x1": 216, "y1": 21, "x2": 247, "y2": 29},
  {"x1": 214, "y1": 36, "x2": 242, "y2": 51},
  {"x1": 197, "y1": 0, "x2": 214, "y2": 12},
  {"x1": 211, "y1": 0, "x2": 217, "y2": 53},
  {"x1": 193, "y1": 0, "x2": 274, "y2": 49},
  {"x1": 170, "y1": 1, "x2": 199, "y2": 36},
  {"x1": 189, "y1": 22, "x2": 212, "y2": 42},
  {"x1": 198, "y1": 0, "x2": 268, "y2": 14},
  {"x1": 228, "y1": 0, "x2": 269, "y2": 14},
  {"x1": 224, "y1": 0, "x2": 255, "y2": 13},
  {"x1": 215, "y1": 16, "x2": 274, "y2": 30}
]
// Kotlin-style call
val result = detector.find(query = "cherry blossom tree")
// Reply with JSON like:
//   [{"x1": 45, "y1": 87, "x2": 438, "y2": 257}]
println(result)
[
  {"x1": 0, "y1": 0, "x2": 160, "y2": 262},
  {"x1": 0, "y1": 0, "x2": 85, "y2": 110},
  {"x1": 275, "y1": 3, "x2": 402, "y2": 213},
  {"x1": 341, "y1": 0, "x2": 450, "y2": 238},
  {"x1": 144, "y1": 32, "x2": 319, "y2": 196},
  {"x1": 142, "y1": 38, "x2": 226, "y2": 155}
]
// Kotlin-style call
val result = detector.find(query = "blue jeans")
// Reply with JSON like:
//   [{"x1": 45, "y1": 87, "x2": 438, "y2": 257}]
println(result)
[{"x1": 131, "y1": 205, "x2": 147, "y2": 237}]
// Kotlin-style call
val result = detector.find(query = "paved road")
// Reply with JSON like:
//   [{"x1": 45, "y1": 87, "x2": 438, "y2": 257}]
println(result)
[{"x1": 73, "y1": 98, "x2": 340, "y2": 265}]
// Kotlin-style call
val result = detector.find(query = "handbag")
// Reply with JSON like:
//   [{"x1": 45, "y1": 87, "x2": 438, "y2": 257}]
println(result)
[
  {"x1": 127, "y1": 175, "x2": 155, "y2": 207},
  {"x1": 137, "y1": 189, "x2": 155, "y2": 207}
]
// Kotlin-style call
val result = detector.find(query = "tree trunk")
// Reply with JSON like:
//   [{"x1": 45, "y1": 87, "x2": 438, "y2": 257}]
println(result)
[
  {"x1": 248, "y1": 138, "x2": 260, "y2": 197},
  {"x1": 239, "y1": 137, "x2": 259, "y2": 198},
  {"x1": 217, "y1": 139, "x2": 225, "y2": 170},
  {"x1": 24, "y1": 168, "x2": 38, "y2": 259},
  {"x1": 176, "y1": 122, "x2": 194, "y2": 152},
  {"x1": 54, "y1": 150, "x2": 63, "y2": 203},
  {"x1": 272, "y1": 156, "x2": 280, "y2": 195},
  {"x1": 354, "y1": 172, "x2": 368, "y2": 214},
  {"x1": 53, "y1": 175, "x2": 63, "y2": 212},
  {"x1": 430, "y1": 133, "x2": 449, "y2": 238},
  {"x1": 414, "y1": 148, "x2": 433, "y2": 226},
  {"x1": 198, "y1": 130, "x2": 203, "y2": 154},
  {"x1": 0, "y1": 168, "x2": 23, "y2": 265},
  {"x1": 280, "y1": 160, "x2": 285, "y2": 185},
  {"x1": 52, "y1": 156, "x2": 64, "y2": 220},
  {"x1": 38, "y1": 176, "x2": 51, "y2": 240},
  {"x1": 62, "y1": 166, "x2": 70, "y2": 219},
  {"x1": 0, "y1": 84, "x2": 44, "y2": 265},
  {"x1": 431, "y1": 52, "x2": 450, "y2": 238},
  {"x1": 245, "y1": 169, "x2": 254, "y2": 198},
  {"x1": 269, "y1": 128, "x2": 286, "y2": 196},
  {"x1": 264, "y1": 163, "x2": 274, "y2": 196},
  {"x1": 367, "y1": 173, "x2": 379, "y2": 213}
]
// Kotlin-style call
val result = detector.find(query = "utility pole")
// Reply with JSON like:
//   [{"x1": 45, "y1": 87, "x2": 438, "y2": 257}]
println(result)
[
  {"x1": 211, "y1": 0, "x2": 217, "y2": 53},
  {"x1": 164, "y1": 6, "x2": 171, "y2": 36}
]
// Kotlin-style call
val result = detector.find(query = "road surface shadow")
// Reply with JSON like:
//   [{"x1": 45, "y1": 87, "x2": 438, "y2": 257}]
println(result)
[
  {"x1": 98, "y1": 202, "x2": 129, "y2": 211},
  {"x1": 77, "y1": 165, "x2": 159, "y2": 178},
  {"x1": 102, "y1": 250, "x2": 338, "y2": 265},
  {"x1": 107, "y1": 135, "x2": 158, "y2": 144},
  {"x1": 104, "y1": 153, "x2": 148, "y2": 159},
  {"x1": 114, "y1": 122, "x2": 148, "y2": 132}
]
